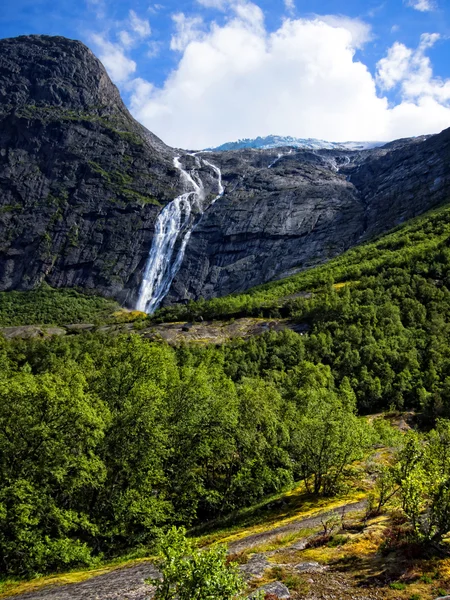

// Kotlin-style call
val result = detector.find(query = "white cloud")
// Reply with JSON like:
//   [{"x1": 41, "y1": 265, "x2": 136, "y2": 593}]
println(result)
[
  {"x1": 377, "y1": 42, "x2": 413, "y2": 89},
  {"x1": 122, "y1": 8, "x2": 450, "y2": 148},
  {"x1": 233, "y1": 1, "x2": 264, "y2": 29},
  {"x1": 90, "y1": 34, "x2": 136, "y2": 83},
  {"x1": 377, "y1": 33, "x2": 450, "y2": 104},
  {"x1": 196, "y1": 0, "x2": 227, "y2": 9},
  {"x1": 118, "y1": 30, "x2": 134, "y2": 48},
  {"x1": 147, "y1": 41, "x2": 162, "y2": 58},
  {"x1": 118, "y1": 10, "x2": 151, "y2": 48},
  {"x1": 284, "y1": 0, "x2": 295, "y2": 14},
  {"x1": 129, "y1": 10, "x2": 152, "y2": 38},
  {"x1": 405, "y1": 0, "x2": 436, "y2": 11},
  {"x1": 90, "y1": 10, "x2": 151, "y2": 83},
  {"x1": 318, "y1": 15, "x2": 373, "y2": 49},
  {"x1": 170, "y1": 13, "x2": 205, "y2": 52}
]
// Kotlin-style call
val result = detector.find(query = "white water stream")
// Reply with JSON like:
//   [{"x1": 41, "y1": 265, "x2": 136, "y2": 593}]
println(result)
[
  {"x1": 135, "y1": 155, "x2": 223, "y2": 314},
  {"x1": 268, "y1": 148, "x2": 294, "y2": 168}
]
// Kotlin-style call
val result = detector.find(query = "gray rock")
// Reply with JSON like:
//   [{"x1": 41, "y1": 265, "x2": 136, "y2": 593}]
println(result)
[
  {"x1": 0, "y1": 35, "x2": 218, "y2": 308},
  {"x1": 0, "y1": 325, "x2": 66, "y2": 339},
  {"x1": 294, "y1": 561, "x2": 325, "y2": 573},
  {"x1": 239, "y1": 553, "x2": 270, "y2": 580},
  {"x1": 249, "y1": 581, "x2": 291, "y2": 599},
  {"x1": 166, "y1": 131, "x2": 450, "y2": 304}
]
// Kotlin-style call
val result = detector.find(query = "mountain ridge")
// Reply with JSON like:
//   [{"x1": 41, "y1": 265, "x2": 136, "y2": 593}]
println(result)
[{"x1": 206, "y1": 134, "x2": 387, "y2": 152}]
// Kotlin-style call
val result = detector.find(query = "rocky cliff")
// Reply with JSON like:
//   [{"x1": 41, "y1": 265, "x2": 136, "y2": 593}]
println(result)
[
  {"x1": 165, "y1": 131, "x2": 450, "y2": 303},
  {"x1": 0, "y1": 35, "x2": 217, "y2": 306},
  {"x1": 0, "y1": 35, "x2": 449, "y2": 309}
]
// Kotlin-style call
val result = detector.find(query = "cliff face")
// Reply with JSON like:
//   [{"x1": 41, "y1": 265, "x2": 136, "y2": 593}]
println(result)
[
  {"x1": 0, "y1": 35, "x2": 217, "y2": 306},
  {"x1": 0, "y1": 35, "x2": 449, "y2": 309},
  {"x1": 165, "y1": 130, "x2": 450, "y2": 303}
]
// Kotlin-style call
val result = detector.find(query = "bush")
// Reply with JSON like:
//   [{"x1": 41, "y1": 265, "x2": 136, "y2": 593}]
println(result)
[{"x1": 149, "y1": 527, "x2": 244, "y2": 600}]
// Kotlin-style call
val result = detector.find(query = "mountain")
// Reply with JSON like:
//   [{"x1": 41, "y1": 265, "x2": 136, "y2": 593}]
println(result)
[
  {"x1": 165, "y1": 132, "x2": 450, "y2": 304},
  {"x1": 0, "y1": 35, "x2": 218, "y2": 307},
  {"x1": 206, "y1": 134, "x2": 384, "y2": 152},
  {"x1": 0, "y1": 35, "x2": 449, "y2": 313}
]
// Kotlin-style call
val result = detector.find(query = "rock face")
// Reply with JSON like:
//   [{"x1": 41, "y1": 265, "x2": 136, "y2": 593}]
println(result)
[
  {"x1": 0, "y1": 35, "x2": 217, "y2": 306},
  {"x1": 165, "y1": 130, "x2": 450, "y2": 303},
  {"x1": 0, "y1": 35, "x2": 450, "y2": 308}
]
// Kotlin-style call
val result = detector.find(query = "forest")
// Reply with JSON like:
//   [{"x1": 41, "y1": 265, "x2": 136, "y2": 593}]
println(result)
[{"x1": 2, "y1": 202, "x2": 450, "y2": 578}]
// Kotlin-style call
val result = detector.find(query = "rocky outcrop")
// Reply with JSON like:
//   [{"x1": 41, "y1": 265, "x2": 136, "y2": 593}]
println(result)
[{"x1": 165, "y1": 129, "x2": 450, "y2": 303}]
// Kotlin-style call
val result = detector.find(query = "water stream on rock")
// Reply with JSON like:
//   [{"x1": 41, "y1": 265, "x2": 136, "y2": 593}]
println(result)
[
  {"x1": 136, "y1": 155, "x2": 223, "y2": 314},
  {"x1": 268, "y1": 148, "x2": 294, "y2": 168}
]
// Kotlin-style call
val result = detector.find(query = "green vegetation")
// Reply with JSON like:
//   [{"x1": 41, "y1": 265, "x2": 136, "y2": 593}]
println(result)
[
  {"x1": 3, "y1": 202, "x2": 450, "y2": 584},
  {"x1": 16, "y1": 105, "x2": 143, "y2": 146},
  {"x1": 149, "y1": 527, "x2": 244, "y2": 600},
  {"x1": 370, "y1": 420, "x2": 450, "y2": 544},
  {"x1": 0, "y1": 286, "x2": 118, "y2": 326},
  {"x1": 0, "y1": 331, "x2": 377, "y2": 576},
  {"x1": 88, "y1": 161, "x2": 161, "y2": 206},
  {"x1": 153, "y1": 202, "x2": 450, "y2": 323}
]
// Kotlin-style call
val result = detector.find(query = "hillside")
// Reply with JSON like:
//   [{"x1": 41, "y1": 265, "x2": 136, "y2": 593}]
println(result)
[{"x1": 1, "y1": 200, "x2": 450, "y2": 593}]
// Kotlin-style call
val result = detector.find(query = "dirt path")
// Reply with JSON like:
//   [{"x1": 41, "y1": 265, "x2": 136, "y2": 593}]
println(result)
[
  {"x1": 7, "y1": 562, "x2": 160, "y2": 600},
  {"x1": 227, "y1": 500, "x2": 367, "y2": 553},
  {"x1": 8, "y1": 500, "x2": 366, "y2": 599}
]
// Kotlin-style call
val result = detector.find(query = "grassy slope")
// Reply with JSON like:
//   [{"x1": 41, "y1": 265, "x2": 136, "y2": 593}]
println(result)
[
  {"x1": 151, "y1": 201, "x2": 450, "y2": 323},
  {"x1": 0, "y1": 286, "x2": 119, "y2": 326}
]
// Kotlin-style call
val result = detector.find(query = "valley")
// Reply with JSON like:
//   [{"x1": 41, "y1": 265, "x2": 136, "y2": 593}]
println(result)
[{"x1": 2, "y1": 32, "x2": 450, "y2": 600}]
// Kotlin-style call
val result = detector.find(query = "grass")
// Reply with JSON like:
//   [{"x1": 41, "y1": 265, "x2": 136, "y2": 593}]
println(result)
[
  {"x1": 194, "y1": 483, "x2": 367, "y2": 550},
  {"x1": 0, "y1": 482, "x2": 366, "y2": 598},
  {"x1": 0, "y1": 286, "x2": 119, "y2": 327}
]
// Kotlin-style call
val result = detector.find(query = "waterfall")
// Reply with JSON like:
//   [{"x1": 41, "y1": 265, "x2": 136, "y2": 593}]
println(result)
[
  {"x1": 202, "y1": 158, "x2": 224, "y2": 202},
  {"x1": 135, "y1": 155, "x2": 223, "y2": 314},
  {"x1": 268, "y1": 153, "x2": 283, "y2": 168},
  {"x1": 268, "y1": 148, "x2": 294, "y2": 168}
]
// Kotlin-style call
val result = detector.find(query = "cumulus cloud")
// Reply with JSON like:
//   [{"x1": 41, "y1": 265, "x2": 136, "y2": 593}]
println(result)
[
  {"x1": 90, "y1": 34, "x2": 136, "y2": 83},
  {"x1": 91, "y1": 9, "x2": 151, "y2": 83},
  {"x1": 318, "y1": 15, "x2": 373, "y2": 49},
  {"x1": 127, "y1": 7, "x2": 450, "y2": 148},
  {"x1": 170, "y1": 13, "x2": 205, "y2": 51},
  {"x1": 405, "y1": 0, "x2": 437, "y2": 11},
  {"x1": 377, "y1": 33, "x2": 450, "y2": 104}
]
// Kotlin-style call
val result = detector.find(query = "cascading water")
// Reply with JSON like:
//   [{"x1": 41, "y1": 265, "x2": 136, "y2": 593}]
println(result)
[
  {"x1": 268, "y1": 148, "x2": 294, "y2": 169},
  {"x1": 135, "y1": 155, "x2": 223, "y2": 314},
  {"x1": 202, "y1": 158, "x2": 224, "y2": 202}
]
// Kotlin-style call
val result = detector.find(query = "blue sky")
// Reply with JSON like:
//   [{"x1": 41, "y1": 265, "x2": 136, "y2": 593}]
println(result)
[{"x1": 2, "y1": 0, "x2": 450, "y2": 147}]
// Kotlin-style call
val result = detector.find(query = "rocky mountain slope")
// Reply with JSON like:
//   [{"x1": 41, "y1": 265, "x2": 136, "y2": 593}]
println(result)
[
  {"x1": 0, "y1": 35, "x2": 449, "y2": 310},
  {"x1": 165, "y1": 131, "x2": 450, "y2": 303},
  {"x1": 0, "y1": 35, "x2": 218, "y2": 306}
]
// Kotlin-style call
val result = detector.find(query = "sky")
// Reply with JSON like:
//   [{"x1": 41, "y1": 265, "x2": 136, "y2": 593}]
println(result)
[{"x1": 2, "y1": 0, "x2": 450, "y2": 148}]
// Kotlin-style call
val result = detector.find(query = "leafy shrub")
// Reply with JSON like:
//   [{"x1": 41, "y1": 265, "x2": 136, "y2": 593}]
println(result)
[{"x1": 148, "y1": 527, "x2": 244, "y2": 600}]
